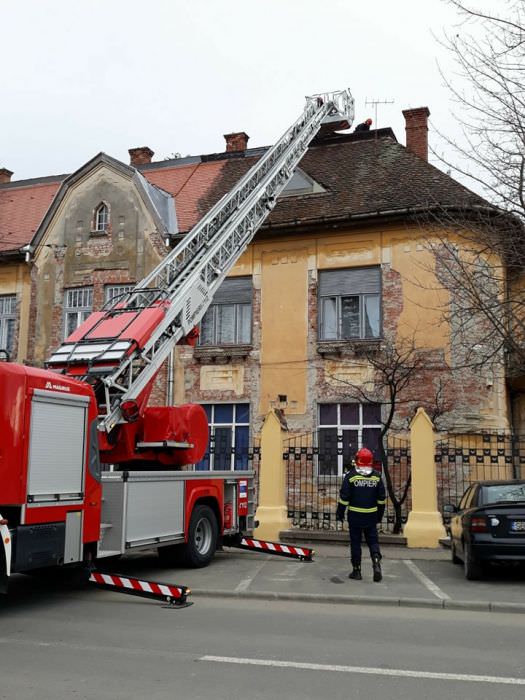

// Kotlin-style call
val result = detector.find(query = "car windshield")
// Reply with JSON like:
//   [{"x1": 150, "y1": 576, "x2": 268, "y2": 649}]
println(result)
[{"x1": 483, "y1": 483, "x2": 525, "y2": 504}]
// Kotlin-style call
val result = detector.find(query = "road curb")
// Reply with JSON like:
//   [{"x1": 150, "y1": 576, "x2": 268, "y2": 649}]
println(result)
[{"x1": 190, "y1": 588, "x2": 525, "y2": 614}]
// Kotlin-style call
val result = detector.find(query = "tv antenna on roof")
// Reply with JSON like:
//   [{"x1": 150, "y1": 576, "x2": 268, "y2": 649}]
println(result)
[{"x1": 365, "y1": 98, "x2": 394, "y2": 128}]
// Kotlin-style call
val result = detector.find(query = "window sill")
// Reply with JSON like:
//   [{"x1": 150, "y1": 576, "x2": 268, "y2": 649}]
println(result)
[
  {"x1": 193, "y1": 344, "x2": 253, "y2": 362},
  {"x1": 316, "y1": 339, "x2": 382, "y2": 357},
  {"x1": 89, "y1": 229, "x2": 110, "y2": 237}
]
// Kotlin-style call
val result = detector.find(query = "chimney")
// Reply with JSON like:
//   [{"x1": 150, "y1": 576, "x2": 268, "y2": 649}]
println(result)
[
  {"x1": 0, "y1": 167, "x2": 13, "y2": 184},
  {"x1": 128, "y1": 146, "x2": 154, "y2": 167},
  {"x1": 224, "y1": 132, "x2": 249, "y2": 152},
  {"x1": 402, "y1": 107, "x2": 430, "y2": 161}
]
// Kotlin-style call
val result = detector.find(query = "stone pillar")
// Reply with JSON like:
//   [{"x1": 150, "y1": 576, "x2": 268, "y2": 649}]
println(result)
[
  {"x1": 254, "y1": 409, "x2": 290, "y2": 541},
  {"x1": 404, "y1": 407, "x2": 447, "y2": 548}
]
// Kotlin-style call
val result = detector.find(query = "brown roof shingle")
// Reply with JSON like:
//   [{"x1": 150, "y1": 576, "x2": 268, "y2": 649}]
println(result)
[{"x1": 0, "y1": 128, "x2": 487, "y2": 255}]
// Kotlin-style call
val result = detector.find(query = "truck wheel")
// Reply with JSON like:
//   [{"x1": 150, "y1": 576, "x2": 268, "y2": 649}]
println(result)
[
  {"x1": 181, "y1": 505, "x2": 218, "y2": 568},
  {"x1": 463, "y1": 543, "x2": 483, "y2": 580}
]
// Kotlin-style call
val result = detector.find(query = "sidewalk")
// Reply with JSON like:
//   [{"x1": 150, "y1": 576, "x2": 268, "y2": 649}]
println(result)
[{"x1": 114, "y1": 540, "x2": 525, "y2": 614}]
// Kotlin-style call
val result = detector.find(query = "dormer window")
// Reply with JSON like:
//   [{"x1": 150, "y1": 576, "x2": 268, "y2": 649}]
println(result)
[
  {"x1": 280, "y1": 168, "x2": 326, "y2": 197},
  {"x1": 94, "y1": 203, "x2": 109, "y2": 232}
]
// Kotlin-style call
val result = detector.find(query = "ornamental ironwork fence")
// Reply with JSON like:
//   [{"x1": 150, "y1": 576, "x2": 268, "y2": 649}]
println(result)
[
  {"x1": 435, "y1": 431, "x2": 525, "y2": 514},
  {"x1": 283, "y1": 431, "x2": 411, "y2": 532}
]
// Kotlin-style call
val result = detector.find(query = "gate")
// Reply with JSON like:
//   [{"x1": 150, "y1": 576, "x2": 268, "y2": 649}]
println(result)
[{"x1": 284, "y1": 431, "x2": 411, "y2": 532}]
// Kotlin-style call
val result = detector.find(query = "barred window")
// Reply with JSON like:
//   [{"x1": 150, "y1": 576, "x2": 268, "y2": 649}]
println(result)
[
  {"x1": 318, "y1": 267, "x2": 381, "y2": 341},
  {"x1": 94, "y1": 203, "x2": 109, "y2": 231},
  {"x1": 197, "y1": 403, "x2": 250, "y2": 471},
  {"x1": 200, "y1": 277, "x2": 252, "y2": 346},
  {"x1": 64, "y1": 287, "x2": 93, "y2": 339},
  {"x1": 0, "y1": 295, "x2": 16, "y2": 357},
  {"x1": 317, "y1": 402, "x2": 382, "y2": 476},
  {"x1": 105, "y1": 284, "x2": 135, "y2": 305}
]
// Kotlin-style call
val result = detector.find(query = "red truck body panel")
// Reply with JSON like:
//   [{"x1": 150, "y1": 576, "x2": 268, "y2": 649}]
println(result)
[
  {"x1": 65, "y1": 305, "x2": 168, "y2": 349},
  {"x1": 0, "y1": 363, "x2": 102, "y2": 545}
]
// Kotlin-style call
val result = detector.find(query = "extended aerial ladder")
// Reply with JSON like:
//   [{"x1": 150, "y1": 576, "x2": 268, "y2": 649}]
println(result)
[{"x1": 47, "y1": 90, "x2": 354, "y2": 462}]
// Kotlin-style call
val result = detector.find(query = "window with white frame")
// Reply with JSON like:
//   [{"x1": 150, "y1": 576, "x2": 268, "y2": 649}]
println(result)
[
  {"x1": 200, "y1": 277, "x2": 252, "y2": 346},
  {"x1": 0, "y1": 295, "x2": 16, "y2": 357},
  {"x1": 318, "y1": 267, "x2": 381, "y2": 341},
  {"x1": 197, "y1": 403, "x2": 250, "y2": 470},
  {"x1": 94, "y1": 203, "x2": 109, "y2": 232},
  {"x1": 104, "y1": 284, "x2": 135, "y2": 306},
  {"x1": 64, "y1": 287, "x2": 93, "y2": 339},
  {"x1": 317, "y1": 403, "x2": 382, "y2": 476}
]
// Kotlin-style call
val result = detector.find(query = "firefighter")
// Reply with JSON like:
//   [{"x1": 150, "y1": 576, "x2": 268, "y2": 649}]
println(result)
[
  {"x1": 354, "y1": 118, "x2": 372, "y2": 132},
  {"x1": 336, "y1": 447, "x2": 386, "y2": 582}
]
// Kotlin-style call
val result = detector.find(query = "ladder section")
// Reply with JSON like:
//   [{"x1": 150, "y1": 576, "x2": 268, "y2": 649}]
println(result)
[{"x1": 49, "y1": 90, "x2": 354, "y2": 432}]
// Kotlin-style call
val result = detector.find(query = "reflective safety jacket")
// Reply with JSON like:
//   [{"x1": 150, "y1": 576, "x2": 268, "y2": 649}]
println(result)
[{"x1": 337, "y1": 468, "x2": 386, "y2": 524}]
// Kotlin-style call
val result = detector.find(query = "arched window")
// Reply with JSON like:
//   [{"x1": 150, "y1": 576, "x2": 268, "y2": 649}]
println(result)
[{"x1": 94, "y1": 203, "x2": 109, "y2": 231}]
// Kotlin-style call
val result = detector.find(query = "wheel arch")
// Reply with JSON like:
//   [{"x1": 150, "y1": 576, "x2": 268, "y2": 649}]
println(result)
[{"x1": 191, "y1": 496, "x2": 221, "y2": 533}]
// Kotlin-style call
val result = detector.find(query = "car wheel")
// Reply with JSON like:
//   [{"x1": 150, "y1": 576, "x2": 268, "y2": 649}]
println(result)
[
  {"x1": 451, "y1": 542, "x2": 462, "y2": 565},
  {"x1": 180, "y1": 504, "x2": 218, "y2": 568},
  {"x1": 463, "y1": 542, "x2": 483, "y2": 580}
]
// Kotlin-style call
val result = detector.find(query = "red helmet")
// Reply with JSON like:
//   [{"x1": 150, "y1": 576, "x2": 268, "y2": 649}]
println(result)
[
  {"x1": 355, "y1": 447, "x2": 373, "y2": 467},
  {"x1": 365, "y1": 118, "x2": 373, "y2": 126}
]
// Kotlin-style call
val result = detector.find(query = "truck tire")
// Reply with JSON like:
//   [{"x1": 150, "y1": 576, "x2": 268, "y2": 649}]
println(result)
[
  {"x1": 0, "y1": 547, "x2": 7, "y2": 597},
  {"x1": 181, "y1": 504, "x2": 218, "y2": 568}
]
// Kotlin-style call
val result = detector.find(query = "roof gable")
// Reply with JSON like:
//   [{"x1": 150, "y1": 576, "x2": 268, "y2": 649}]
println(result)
[{"x1": 31, "y1": 153, "x2": 178, "y2": 250}]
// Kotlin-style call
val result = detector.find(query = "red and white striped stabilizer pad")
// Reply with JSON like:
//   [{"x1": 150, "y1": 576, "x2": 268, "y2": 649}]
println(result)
[
  {"x1": 236, "y1": 537, "x2": 314, "y2": 561},
  {"x1": 89, "y1": 571, "x2": 191, "y2": 606}
]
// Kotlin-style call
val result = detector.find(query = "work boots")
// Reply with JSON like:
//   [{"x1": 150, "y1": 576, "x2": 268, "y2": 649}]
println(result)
[
  {"x1": 348, "y1": 565, "x2": 362, "y2": 580},
  {"x1": 372, "y1": 555, "x2": 382, "y2": 582}
]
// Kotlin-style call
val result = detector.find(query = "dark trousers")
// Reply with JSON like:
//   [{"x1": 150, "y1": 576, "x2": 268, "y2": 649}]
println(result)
[{"x1": 348, "y1": 518, "x2": 381, "y2": 566}]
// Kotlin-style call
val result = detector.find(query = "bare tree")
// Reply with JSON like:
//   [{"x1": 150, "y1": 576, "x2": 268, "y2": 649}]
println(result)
[
  {"x1": 437, "y1": 1, "x2": 525, "y2": 215},
  {"x1": 329, "y1": 339, "x2": 450, "y2": 533},
  {"x1": 420, "y1": 2, "x2": 525, "y2": 381}
]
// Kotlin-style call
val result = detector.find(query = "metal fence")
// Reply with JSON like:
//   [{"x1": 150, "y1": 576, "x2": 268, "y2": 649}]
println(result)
[
  {"x1": 204, "y1": 428, "x2": 525, "y2": 534},
  {"x1": 436, "y1": 431, "x2": 525, "y2": 511},
  {"x1": 283, "y1": 431, "x2": 411, "y2": 532}
]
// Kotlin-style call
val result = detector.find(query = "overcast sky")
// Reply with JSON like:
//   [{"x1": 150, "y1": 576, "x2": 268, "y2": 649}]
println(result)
[{"x1": 1, "y1": 0, "x2": 490, "y2": 182}]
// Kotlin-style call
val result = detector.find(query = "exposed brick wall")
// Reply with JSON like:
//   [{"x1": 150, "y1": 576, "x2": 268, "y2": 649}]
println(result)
[
  {"x1": 402, "y1": 107, "x2": 430, "y2": 161},
  {"x1": 224, "y1": 132, "x2": 249, "y2": 152},
  {"x1": 129, "y1": 147, "x2": 154, "y2": 166},
  {"x1": 0, "y1": 168, "x2": 13, "y2": 184}
]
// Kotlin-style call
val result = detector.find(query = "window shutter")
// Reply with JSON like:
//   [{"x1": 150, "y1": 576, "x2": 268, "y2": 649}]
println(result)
[
  {"x1": 213, "y1": 277, "x2": 252, "y2": 304},
  {"x1": 319, "y1": 268, "x2": 381, "y2": 296}
]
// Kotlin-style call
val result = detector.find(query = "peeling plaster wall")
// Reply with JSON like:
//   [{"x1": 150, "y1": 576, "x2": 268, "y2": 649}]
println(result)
[
  {"x1": 28, "y1": 165, "x2": 166, "y2": 368},
  {"x1": 177, "y1": 223, "x2": 510, "y2": 437}
]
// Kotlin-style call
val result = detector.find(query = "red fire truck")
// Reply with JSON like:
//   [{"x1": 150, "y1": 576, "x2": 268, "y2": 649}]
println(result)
[{"x1": 0, "y1": 90, "x2": 354, "y2": 595}]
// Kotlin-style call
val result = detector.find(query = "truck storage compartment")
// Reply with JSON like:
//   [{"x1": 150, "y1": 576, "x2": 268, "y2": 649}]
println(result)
[
  {"x1": 13, "y1": 522, "x2": 65, "y2": 571},
  {"x1": 98, "y1": 471, "x2": 185, "y2": 557},
  {"x1": 26, "y1": 390, "x2": 89, "y2": 504}
]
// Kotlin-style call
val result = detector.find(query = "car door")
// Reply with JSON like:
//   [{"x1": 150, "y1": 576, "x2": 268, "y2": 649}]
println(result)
[
  {"x1": 451, "y1": 486, "x2": 475, "y2": 555},
  {"x1": 458, "y1": 485, "x2": 481, "y2": 554}
]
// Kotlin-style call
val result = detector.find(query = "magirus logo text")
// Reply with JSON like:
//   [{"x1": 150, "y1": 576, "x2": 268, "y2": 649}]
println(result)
[{"x1": 45, "y1": 380, "x2": 71, "y2": 392}]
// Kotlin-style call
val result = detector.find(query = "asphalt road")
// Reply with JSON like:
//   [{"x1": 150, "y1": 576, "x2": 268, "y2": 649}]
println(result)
[{"x1": 1, "y1": 576, "x2": 525, "y2": 700}]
